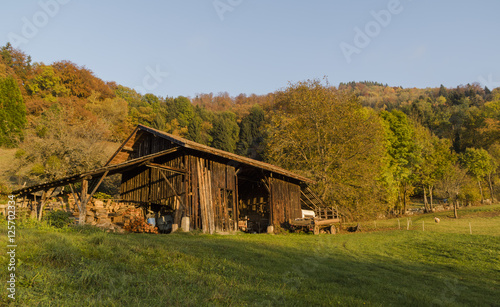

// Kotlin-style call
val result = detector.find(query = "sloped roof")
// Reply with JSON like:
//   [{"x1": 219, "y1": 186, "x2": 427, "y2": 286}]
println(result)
[{"x1": 109, "y1": 124, "x2": 313, "y2": 183}]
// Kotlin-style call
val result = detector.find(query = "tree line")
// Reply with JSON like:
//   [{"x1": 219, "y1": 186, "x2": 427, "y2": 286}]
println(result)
[{"x1": 0, "y1": 44, "x2": 499, "y2": 220}]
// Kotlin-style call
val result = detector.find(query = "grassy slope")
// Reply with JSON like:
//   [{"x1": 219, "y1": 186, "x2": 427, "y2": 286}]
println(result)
[
  {"x1": 0, "y1": 148, "x2": 16, "y2": 187},
  {"x1": 356, "y1": 204, "x2": 500, "y2": 236},
  {"x1": 1, "y1": 205, "x2": 499, "y2": 306}
]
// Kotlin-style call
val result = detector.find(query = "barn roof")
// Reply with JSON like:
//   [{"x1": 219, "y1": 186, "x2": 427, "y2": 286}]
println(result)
[
  {"x1": 13, "y1": 124, "x2": 313, "y2": 196},
  {"x1": 108, "y1": 124, "x2": 313, "y2": 183}
]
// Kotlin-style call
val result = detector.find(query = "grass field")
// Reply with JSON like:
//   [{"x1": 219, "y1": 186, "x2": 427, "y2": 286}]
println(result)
[{"x1": 1, "y1": 205, "x2": 499, "y2": 306}]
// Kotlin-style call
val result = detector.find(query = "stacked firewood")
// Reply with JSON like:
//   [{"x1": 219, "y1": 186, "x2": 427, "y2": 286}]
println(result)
[
  {"x1": 14, "y1": 196, "x2": 157, "y2": 234},
  {"x1": 123, "y1": 208, "x2": 158, "y2": 234},
  {"x1": 80, "y1": 199, "x2": 156, "y2": 233}
]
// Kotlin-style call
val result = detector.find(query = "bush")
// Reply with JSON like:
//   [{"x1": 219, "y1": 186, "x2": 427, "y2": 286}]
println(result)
[
  {"x1": 45, "y1": 210, "x2": 72, "y2": 228},
  {"x1": 0, "y1": 179, "x2": 11, "y2": 197}
]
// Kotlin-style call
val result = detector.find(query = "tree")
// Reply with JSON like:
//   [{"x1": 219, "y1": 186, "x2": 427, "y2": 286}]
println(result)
[
  {"x1": 211, "y1": 111, "x2": 239, "y2": 153},
  {"x1": 26, "y1": 64, "x2": 70, "y2": 101},
  {"x1": 487, "y1": 143, "x2": 500, "y2": 202},
  {"x1": 266, "y1": 80, "x2": 388, "y2": 220},
  {"x1": 380, "y1": 110, "x2": 421, "y2": 214},
  {"x1": 413, "y1": 124, "x2": 454, "y2": 212},
  {"x1": 13, "y1": 102, "x2": 108, "y2": 185},
  {"x1": 0, "y1": 43, "x2": 32, "y2": 83},
  {"x1": 85, "y1": 96, "x2": 132, "y2": 142},
  {"x1": 460, "y1": 148, "x2": 495, "y2": 203},
  {"x1": 237, "y1": 105, "x2": 265, "y2": 159},
  {"x1": 52, "y1": 61, "x2": 114, "y2": 100},
  {"x1": 0, "y1": 76, "x2": 26, "y2": 147},
  {"x1": 437, "y1": 164, "x2": 468, "y2": 218},
  {"x1": 190, "y1": 105, "x2": 213, "y2": 145}
]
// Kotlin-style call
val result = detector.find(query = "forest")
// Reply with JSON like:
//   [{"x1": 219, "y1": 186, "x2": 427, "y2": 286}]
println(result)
[{"x1": 1, "y1": 43, "x2": 499, "y2": 220}]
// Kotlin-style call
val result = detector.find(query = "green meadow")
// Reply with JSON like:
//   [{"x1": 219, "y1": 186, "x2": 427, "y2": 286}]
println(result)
[{"x1": 1, "y1": 204, "x2": 499, "y2": 306}]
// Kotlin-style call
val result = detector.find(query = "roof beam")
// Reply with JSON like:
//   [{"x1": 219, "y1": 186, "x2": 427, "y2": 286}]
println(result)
[
  {"x1": 146, "y1": 162, "x2": 187, "y2": 175},
  {"x1": 12, "y1": 147, "x2": 180, "y2": 196}
]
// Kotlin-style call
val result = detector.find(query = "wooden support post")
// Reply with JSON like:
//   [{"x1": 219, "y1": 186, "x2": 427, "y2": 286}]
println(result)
[
  {"x1": 34, "y1": 194, "x2": 37, "y2": 218},
  {"x1": 268, "y1": 177, "x2": 273, "y2": 228},
  {"x1": 234, "y1": 172, "x2": 239, "y2": 232},
  {"x1": 207, "y1": 168, "x2": 215, "y2": 234},
  {"x1": 79, "y1": 178, "x2": 89, "y2": 225},
  {"x1": 69, "y1": 183, "x2": 80, "y2": 211},
  {"x1": 197, "y1": 159, "x2": 208, "y2": 233},
  {"x1": 77, "y1": 171, "x2": 109, "y2": 225},
  {"x1": 38, "y1": 187, "x2": 55, "y2": 221},
  {"x1": 183, "y1": 154, "x2": 189, "y2": 222}
]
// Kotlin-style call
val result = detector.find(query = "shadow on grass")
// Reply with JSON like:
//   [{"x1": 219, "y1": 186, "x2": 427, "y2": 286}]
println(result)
[{"x1": 4, "y1": 228, "x2": 499, "y2": 306}]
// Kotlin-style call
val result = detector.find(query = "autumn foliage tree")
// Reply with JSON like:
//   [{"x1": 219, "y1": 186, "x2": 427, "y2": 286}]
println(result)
[
  {"x1": 266, "y1": 80, "x2": 389, "y2": 219},
  {"x1": 52, "y1": 60, "x2": 115, "y2": 100},
  {"x1": 14, "y1": 100, "x2": 109, "y2": 184}
]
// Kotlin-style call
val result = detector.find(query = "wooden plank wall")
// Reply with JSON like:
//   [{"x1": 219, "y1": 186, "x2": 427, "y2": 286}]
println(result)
[
  {"x1": 269, "y1": 177, "x2": 301, "y2": 227},
  {"x1": 120, "y1": 153, "x2": 237, "y2": 234},
  {"x1": 191, "y1": 156, "x2": 237, "y2": 233},
  {"x1": 120, "y1": 155, "x2": 185, "y2": 205},
  {"x1": 130, "y1": 133, "x2": 177, "y2": 159},
  {"x1": 109, "y1": 132, "x2": 179, "y2": 165},
  {"x1": 119, "y1": 142, "x2": 302, "y2": 232}
]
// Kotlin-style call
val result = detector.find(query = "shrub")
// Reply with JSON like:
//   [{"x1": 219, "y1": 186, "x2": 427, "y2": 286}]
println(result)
[
  {"x1": 0, "y1": 180, "x2": 11, "y2": 201},
  {"x1": 45, "y1": 210, "x2": 72, "y2": 228}
]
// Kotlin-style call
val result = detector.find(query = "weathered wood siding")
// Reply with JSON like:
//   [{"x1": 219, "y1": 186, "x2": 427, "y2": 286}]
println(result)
[
  {"x1": 120, "y1": 153, "x2": 237, "y2": 233},
  {"x1": 188, "y1": 156, "x2": 237, "y2": 233},
  {"x1": 120, "y1": 154, "x2": 185, "y2": 204},
  {"x1": 269, "y1": 177, "x2": 301, "y2": 226},
  {"x1": 116, "y1": 129, "x2": 303, "y2": 233},
  {"x1": 129, "y1": 132, "x2": 178, "y2": 160},
  {"x1": 109, "y1": 130, "x2": 178, "y2": 165}
]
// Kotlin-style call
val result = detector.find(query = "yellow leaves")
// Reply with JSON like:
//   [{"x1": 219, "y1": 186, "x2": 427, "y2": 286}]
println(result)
[
  {"x1": 165, "y1": 119, "x2": 188, "y2": 138},
  {"x1": 266, "y1": 80, "x2": 389, "y2": 218},
  {"x1": 26, "y1": 65, "x2": 70, "y2": 99},
  {"x1": 436, "y1": 96, "x2": 447, "y2": 105}
]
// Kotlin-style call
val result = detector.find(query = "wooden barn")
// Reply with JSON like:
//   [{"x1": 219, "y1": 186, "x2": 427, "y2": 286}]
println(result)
[{"x1": 14, "y1": 124, "x2": 329, "y2": 233}]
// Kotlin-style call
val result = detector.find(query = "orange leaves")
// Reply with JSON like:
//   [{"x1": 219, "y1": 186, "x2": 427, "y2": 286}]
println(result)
[{"x1": 52, "y1": 60, "x2": 115, "y2": 100}]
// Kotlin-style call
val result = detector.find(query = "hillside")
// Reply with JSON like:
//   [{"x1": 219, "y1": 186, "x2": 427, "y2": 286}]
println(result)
[{"x1": 1, "y1": 43, "x2": 499, "y2": 221}]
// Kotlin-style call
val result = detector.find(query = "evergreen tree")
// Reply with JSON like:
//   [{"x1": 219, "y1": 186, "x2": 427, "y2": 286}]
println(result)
[
  {"x1": 0, "y1": 76, "x2": 26, "y2": 147},
  {"x1": 211, "y1": 111, "x2": 239, "y2": 153},
  {"x1": 236, "y1": 105, "x2": 265, "y2": 159}
]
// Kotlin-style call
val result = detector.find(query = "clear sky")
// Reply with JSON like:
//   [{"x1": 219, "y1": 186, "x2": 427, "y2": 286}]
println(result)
[{"x1": 1, "y1": 0, "x2": 499, "y2": 98}]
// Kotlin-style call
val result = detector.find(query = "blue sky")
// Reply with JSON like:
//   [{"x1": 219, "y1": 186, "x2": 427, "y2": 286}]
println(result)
[{"x1": 1, "y1": 0, "x2": 499, "y2": 98}]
